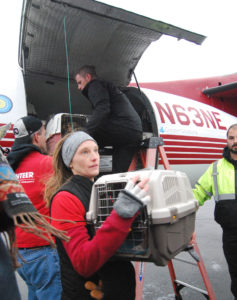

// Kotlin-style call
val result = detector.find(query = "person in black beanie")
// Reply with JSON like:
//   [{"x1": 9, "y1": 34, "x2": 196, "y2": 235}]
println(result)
[
  {"x1": 0, "y1": 124, "x2": 68, "y2": 300},
  {"x1": 7, "y1": 116, "x2": 66, "y2": 300}
]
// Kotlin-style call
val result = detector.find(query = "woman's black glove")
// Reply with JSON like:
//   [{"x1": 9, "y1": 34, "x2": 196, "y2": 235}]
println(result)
[{"x1": 113, "y1": 176, "x2": 150, "y2": 218}]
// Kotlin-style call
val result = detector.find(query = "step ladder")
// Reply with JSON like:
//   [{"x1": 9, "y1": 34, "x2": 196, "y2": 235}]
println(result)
[{"x1": 127, "y1": 136, "x2": 216, "y2": 300}]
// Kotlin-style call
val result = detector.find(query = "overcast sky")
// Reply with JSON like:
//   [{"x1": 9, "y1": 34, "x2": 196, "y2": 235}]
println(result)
[
  {"x1": 101, "y1": 0, "x2": 237, "y2": 82},
  {"x1": 1, "y1": 0, "x2": 237, "y2": 83}
]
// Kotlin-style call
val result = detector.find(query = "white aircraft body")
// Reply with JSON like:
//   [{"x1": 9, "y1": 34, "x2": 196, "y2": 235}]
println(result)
[{"x1": 0, "y1": 0, "x2": 236, "y2": 185}]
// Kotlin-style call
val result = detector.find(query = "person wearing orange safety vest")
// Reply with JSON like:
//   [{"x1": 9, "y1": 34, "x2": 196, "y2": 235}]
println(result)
[{"x1": 193, "y1": 123, "x2": 237, "y2": 300}]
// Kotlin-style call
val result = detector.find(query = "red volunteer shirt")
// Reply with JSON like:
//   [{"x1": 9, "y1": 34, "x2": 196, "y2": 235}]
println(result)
[{"x1": 15, "y1": 151, "x2": 53, "y2": 248}]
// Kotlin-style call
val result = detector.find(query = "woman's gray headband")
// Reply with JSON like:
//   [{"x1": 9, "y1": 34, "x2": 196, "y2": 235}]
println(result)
[{"x1": 62, "y1": 131, "x2": 96, "y2": 167}]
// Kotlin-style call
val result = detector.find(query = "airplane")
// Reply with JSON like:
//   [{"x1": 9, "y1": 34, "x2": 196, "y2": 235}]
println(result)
[
  {"x1": 0, "y1": 0, "x2": 236, "y2": 186},
  {"x1": 129, "y1": 73, "x2": 237, "y2": 183},
  {"x1": 131, "y1": 73, "x2": 237, "y2": 117}
]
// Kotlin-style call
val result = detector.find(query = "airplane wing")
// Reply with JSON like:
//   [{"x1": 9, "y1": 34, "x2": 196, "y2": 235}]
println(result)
[{"x1": 202, "y1": 82, "x2": 237, "y2": 100}]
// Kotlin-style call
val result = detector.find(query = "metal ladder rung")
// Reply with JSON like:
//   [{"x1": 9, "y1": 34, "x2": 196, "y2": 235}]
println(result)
[
  {"x1": 131, "y1": 141, "x2": 216, "y2": 300},
  {"x1": 175, "y1": 279, "x2": 209, "y2": 296}
]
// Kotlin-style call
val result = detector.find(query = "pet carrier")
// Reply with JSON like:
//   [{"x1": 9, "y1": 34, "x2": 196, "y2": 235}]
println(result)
[
  {"x1": 87, "y1": 169, "x2": 199, "y2": 266},
  {"x1": 46, "y1": 113, "x2": 88, "y2": 154}
]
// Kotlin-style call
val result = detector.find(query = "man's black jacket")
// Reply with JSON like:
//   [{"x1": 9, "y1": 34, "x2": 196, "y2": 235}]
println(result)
[{"x1": 82, "y1": 79, "x2": 142, "y2": 136}]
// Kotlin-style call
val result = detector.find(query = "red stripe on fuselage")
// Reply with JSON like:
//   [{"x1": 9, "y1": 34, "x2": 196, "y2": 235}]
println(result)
[
  {"x1": 0, "y1": 141, "x2": 14, "y2": 147},
  {"x1": 0, "y1": 124, "x2": 14, "y2": 149},
  {"x1": 164, "y1": 146, "x2": 223, "y2": 153},
  {"x1": 166, "y1": 153, "x2": 222, "y2": 159},
  {"x1": 158, "y1": 134, "x2": 225, "y2": 165},
  {"x1": 160, "y1": 134, "x2": 226, "y2": 143},
  {"x1": 164, "y1": 140, "x2": 225, "y2": 148},
  {"x1": 159, "y1": 159, "x2": 218, "y2": 165}
]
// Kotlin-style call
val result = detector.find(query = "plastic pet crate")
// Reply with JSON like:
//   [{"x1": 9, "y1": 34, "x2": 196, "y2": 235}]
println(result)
[{"x1": 87, "y1": 169, "x2": 199, "y2": 266}]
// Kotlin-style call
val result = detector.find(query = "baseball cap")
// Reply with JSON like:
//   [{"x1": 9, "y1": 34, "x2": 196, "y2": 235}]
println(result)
[{"x1": 13, "y1": 116, "x2": 43, "y2": 145}]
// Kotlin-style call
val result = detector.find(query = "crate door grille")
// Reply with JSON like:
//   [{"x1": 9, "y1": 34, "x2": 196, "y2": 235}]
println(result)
[{"x1": 95, "y1": 181, "x2": 149, "y2": 257}]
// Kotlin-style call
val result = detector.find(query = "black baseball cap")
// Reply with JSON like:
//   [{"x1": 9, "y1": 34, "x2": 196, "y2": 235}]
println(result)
[{"x1": 13, "y1": 116, "x2": 42, "y2": 145}]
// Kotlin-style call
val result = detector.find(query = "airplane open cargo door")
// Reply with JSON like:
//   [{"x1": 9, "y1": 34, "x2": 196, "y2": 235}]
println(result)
[{"x1": 19, "y1": 0, "x2": 205, "y2": 119}]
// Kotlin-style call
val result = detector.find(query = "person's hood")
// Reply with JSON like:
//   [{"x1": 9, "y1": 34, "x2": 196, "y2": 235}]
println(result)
[{"x1": 7, "y1": 144, "x2": 41, "y2": 171}]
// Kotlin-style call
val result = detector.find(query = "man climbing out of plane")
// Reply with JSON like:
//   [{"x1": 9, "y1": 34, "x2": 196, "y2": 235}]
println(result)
[
  {"x1": 193, "y1": 123, "x2": 237, "y2": 300},
  {"x1": 7, "y1": 116, "x2": 63, "y2": 300},
  {"x1": 75, "y1": 65, "x2": 143, "y2": 173}
]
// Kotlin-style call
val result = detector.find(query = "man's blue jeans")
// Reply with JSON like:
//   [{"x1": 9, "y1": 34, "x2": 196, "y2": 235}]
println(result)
[{"x1": 17, "y1": 246, "x2": 62, "y2": 300}]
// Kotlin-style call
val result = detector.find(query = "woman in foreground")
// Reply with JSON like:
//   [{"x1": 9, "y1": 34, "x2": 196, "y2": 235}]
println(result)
[{"x1": 45, "y1": 131, "x2": 150, "y2": 300}]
